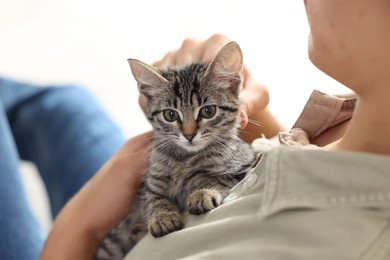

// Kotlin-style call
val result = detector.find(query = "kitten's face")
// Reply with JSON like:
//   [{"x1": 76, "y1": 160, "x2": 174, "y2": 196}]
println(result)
[
  {"x1": 129, "y1": 42, "x2": 244, "y2": 153},
  {"x1": 146, "y1": 63, "x2": 241, "y2": 153}
]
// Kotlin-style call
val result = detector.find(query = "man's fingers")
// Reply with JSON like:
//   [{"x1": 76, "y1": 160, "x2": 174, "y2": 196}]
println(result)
[
  {"x1": 153, "y1": 51, "x2": 176, "y2": 67},
  {"x1": 153, "y1": 34, "x2": 233, "y2": 68},
  {"x1": 240, "y1": 77, "x2": 269, "y2": 117},
  {"x1": 202, "y1": 34, "x2": 232, "y2": 61}
]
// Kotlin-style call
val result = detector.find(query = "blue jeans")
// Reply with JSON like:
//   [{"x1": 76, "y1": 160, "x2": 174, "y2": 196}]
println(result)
[{"x1": 0, "y1": 78, "x2": 125, "y2": 259}]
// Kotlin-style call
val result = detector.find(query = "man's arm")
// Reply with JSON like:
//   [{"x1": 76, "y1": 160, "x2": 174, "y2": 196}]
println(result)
[{"x1": 41, "y1": 132, "x2": 152, "y2": 260}]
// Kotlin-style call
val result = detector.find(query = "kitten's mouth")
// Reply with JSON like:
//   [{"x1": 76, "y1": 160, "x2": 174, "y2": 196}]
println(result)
[{"x1": 180, "y1": 140, "x2": 206, "y2": 153}]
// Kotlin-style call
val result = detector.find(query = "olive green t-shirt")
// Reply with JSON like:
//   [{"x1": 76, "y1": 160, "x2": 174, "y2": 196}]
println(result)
[{"x1": 126, "y1": 144, "x2": 390, "y2": 260}]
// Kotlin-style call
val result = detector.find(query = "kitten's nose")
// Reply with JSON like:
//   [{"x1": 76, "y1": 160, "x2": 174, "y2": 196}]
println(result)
[{"x1": 184, "y1": 134, "x2": 196, "y2": 143}]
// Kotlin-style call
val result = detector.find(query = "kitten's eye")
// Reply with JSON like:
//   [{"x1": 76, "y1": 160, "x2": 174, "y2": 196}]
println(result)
[
  {"x1": 199, "y1": 105, "x2": 217, "y2": 119},
  {"x1": 163, "y1": 109, "x2": 179, "y2": 122}
]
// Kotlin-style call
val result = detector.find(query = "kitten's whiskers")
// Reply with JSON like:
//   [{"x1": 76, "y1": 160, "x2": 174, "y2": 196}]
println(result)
[{"x1": 247, "y1": 119, "x2": 264, "y2": 127}]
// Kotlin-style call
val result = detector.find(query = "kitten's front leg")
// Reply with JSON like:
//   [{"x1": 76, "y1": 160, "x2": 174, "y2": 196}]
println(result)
[
  {"x1": 186, "y1": 187, "x2": 227, "y2": 215},
  {"x1": 146, "y1": 198, "x2": 183, "y2": 237}
]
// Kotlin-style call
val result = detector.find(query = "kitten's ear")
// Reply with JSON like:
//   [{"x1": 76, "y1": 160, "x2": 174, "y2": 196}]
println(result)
[
  {"x1": 127, "y1": 59, "x2": 168, "y2": 99},
  {"x1": 205, "y1": 41, "x2": 243, "y2": 95}
]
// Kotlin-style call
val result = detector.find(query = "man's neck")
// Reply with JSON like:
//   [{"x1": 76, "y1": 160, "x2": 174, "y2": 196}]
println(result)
[{"x1": 330, "y1": 90, "x2": 390, "y2": 155}]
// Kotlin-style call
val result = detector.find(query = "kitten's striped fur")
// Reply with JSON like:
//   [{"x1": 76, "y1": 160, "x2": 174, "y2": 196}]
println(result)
[{"x1": 97, "y1": 42, "x2": 257, "y2": 259}]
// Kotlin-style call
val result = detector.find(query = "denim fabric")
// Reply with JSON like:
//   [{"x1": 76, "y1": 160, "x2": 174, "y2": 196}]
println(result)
[{"x1": 0, "y1": 77, "x2": 125, "y2": 259}]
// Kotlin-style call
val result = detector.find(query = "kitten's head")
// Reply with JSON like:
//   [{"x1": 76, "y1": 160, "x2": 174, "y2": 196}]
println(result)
[{"x1": 128, "y1": 42, "x2": 243, "y2": 154}]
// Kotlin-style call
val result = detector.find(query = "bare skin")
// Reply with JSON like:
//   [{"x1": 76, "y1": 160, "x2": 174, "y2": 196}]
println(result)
[{"x1": 305, "y1": 0, "x2": 390, "y2": 154}]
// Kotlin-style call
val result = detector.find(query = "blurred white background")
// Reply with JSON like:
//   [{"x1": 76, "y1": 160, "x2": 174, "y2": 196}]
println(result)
[{"x1": 0, "y1": 0, "x2": 346, "y2": 233}]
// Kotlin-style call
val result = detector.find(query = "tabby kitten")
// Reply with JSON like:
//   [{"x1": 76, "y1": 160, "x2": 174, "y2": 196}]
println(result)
[{"x1": 97, "y1": 42, "x2": 257, "y2": 259}]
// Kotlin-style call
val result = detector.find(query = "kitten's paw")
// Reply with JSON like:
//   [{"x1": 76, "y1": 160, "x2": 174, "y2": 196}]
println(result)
[
  {"x1": 148, "y1": 211, "x2": 183, "y2": 237},
  {"x1": 187, "y1": 188, "x2": 223, "y2": 215}
]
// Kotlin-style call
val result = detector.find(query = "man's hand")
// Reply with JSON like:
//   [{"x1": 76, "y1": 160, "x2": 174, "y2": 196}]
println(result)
[{"x1": 141, "y1": 34, "x2": 283, "y2": 142}]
